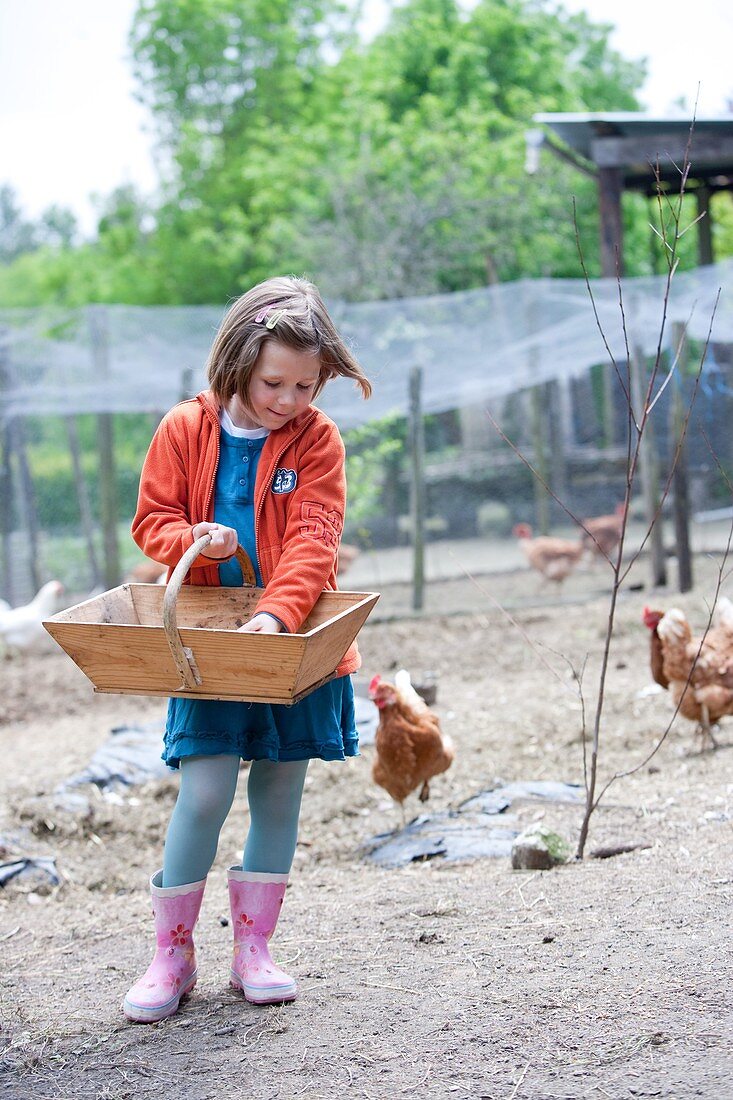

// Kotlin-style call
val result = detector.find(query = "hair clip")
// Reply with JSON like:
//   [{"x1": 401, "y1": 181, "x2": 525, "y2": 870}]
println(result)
[
  {"x1": 265, "y1": 309, "x2": 287, "y2": 329},
  {"x1": 254, "y1": 304, "x2": 288, "y2": 328}
]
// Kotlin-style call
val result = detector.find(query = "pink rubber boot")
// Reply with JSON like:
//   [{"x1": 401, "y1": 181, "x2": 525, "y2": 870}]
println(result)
[
  {"x1": 228, "y1": 868, "x2": 297, "y2": 1004},
  {"x1": 123, "y1": 871, "x2": 206, "y2": 1023}
]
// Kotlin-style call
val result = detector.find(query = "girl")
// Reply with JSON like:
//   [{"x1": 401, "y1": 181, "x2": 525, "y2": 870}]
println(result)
[{"x1": 123, "y1": 275, "x2": 371, "y2": 1023}]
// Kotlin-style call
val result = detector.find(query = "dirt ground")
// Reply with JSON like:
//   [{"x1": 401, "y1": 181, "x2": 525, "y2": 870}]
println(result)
[{"x1": 1, "y1": 556, "x2": 732, "y2": 1100}]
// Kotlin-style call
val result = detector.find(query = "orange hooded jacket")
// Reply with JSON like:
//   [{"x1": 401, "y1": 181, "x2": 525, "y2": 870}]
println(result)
[{"x1": 131, "y1": 390, "x2": 360, "y2": 677}]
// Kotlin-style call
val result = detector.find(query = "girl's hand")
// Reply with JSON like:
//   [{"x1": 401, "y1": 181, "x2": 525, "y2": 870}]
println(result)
[
  {"x1": 237, "y1": 613, "x2": 284, "y2": 634},
  {"x1": 192, "y1": 522, "x2": 239, "y2": 560}
]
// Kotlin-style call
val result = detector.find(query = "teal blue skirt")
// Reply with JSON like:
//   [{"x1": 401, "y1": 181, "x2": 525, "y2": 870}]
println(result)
[{"x1": 163, "y1": 676, "x2": 358, "y2": 768}]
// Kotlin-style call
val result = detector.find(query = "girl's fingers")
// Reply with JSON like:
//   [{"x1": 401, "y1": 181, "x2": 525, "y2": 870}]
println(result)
[{"x1": 195, "y1": 523, "x2": 237, "y2": 555}]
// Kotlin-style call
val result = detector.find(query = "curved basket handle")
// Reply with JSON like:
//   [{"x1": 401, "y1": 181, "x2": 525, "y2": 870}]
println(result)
[{"x1": 162, "y1": 533, "x2": 257, "y2": 690}]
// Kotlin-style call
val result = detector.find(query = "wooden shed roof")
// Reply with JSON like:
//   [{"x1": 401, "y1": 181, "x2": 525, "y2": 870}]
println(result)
[{"x1": 532, "y1": 112, "x2": 733, "y2": 194}]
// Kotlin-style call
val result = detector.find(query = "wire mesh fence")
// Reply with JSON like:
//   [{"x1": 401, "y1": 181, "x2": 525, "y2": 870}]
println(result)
[{"x1": 1, "y1": 262, "x2": 731, "y2": 609}]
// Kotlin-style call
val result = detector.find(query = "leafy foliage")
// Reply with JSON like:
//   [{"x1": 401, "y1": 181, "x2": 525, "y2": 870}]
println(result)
[
  {"x1": 0, "y1": 0, "x2": 665, "y2": 307},
  {"x1": 344, "y1": 414, "x2": 406, "y2": 530}
]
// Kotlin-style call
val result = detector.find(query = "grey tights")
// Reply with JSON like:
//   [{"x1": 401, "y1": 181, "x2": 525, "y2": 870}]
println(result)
[{"x1": 161, "y1": 754, "x2": 309, "y2": 887}]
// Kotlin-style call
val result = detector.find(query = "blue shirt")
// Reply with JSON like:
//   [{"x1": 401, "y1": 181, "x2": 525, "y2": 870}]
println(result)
[{"x1": 214, "y1": 427, "x2": 266, "y2": 587}]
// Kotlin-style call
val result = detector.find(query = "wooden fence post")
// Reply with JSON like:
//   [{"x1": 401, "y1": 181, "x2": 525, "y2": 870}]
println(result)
[
  {"x1": 0, "y1": 331, "x2": 41, "y2": 595},
  {"x1": 408, "y1": 366, "x2": 425, "y2": 612},
  {"x1": 525, "y1": 295, "x2": 550, "y2": 534},
  {"x1": 529, "y1": 383, "x2": 550, "y2": 534},
  {"x1": 630, "y1": 344, "x2": 667, "y2": 588},
  {"x1": 89, "y1": 306, "x2": 120, "y2": 589},
  {"x1": 0, "y1": 330, "x2": 13, "y2": 602},
  {"x1": 14, "y1": 417, "x2": 41, "y2": 593},
  {"x1": 65, "y1": 415, "x2": 102, "y2": 588},
  {"x1": 670, "y1": 322, "x2": 693, "y2": 593}
]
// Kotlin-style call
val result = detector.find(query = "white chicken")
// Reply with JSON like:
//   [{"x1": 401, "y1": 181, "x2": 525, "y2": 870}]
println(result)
[{"x1": 0, "y1": 580, "x2": 65, "y2": 655}]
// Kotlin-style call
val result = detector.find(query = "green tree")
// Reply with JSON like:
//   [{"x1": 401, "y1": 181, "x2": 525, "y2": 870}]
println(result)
[
  {"x1": 297, "y1": 0, "x2": 647, "y2": 296},
  {"x1": 124, "y1": 0, "x2": 357, "y2": 300},
  {"x1": 0, "y1": 0, "x2": 692, "y2": 307},
  {"x1": 130, "y1": 0, "x2": 353, "y2": 138},
  {"x1": 37, "y1": 205, "x2": 78, "y2": 250},
  {"x1": 124, "y1": 0, "x2": 650, "y2": 302},
  {"x1": 0, "y1": 184, "x2": 38, "y2": 261},
  {"x1": 0, "y1": 186, "x2": 161, "y2": 306}
]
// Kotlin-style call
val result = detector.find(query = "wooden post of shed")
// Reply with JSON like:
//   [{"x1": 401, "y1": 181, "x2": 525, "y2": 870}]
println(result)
[
  {"x1": 598, "y1": 166, "x2": 623, "y2": 449},
  {"x1": 534, "y1": 114, "x2": 733, "y2": 281},
  {"x1": 89, "y1": 306, "x2": 120, "y2": 589},
  {"x1": 669, "y1": 322, "x2": 693, "y2": 593},
  {"x1": 408, "y1": 366, "x2": 425, "y2": 612},
  {"x1": 696, "y1": 185, "x2": 714, "y2": 266},
  {"x1": 598, "y1": 167, "x2": 624, "y2": 280}
]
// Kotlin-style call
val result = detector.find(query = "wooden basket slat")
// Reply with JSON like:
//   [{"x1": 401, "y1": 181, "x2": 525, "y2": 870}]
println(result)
[
  {"x1": 175, "y1": 627, "x2": 304, "y2": 699},
  {"x1": 43, "y1": 622, "x2": 177, "y2": 693},
  {"x1": 130, "y1": 584, "x2": 263, "y2": 629},
  {"x1": 50, "y1": 586, "x2": 139, "y2": 626},
  {"x1": 293, "y1": 594, "x2": 380, "y2": 697},
  {"x1": 299, "y1": 592, "x2": 367, "y2": 632}
]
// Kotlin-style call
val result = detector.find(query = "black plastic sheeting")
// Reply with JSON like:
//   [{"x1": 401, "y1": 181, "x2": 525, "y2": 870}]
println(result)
[
  {"x1": 0, "y1": 857, "x2": 60, "y2": 888},
  {"x1": 59, "y1": 720, "x2": 171, "y2": 792},
  {"x1": 363, "y1": 780, "x2": 584, "y2": 867},
  {"x1": 458, "y1": 780, "x2": 584, "y2": 816}
]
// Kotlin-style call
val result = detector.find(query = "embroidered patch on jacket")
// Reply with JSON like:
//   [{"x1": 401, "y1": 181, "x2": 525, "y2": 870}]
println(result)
[
  {"x1": 272, "y1": 468, "x2": 298, "y2": 494},
  {"x1": 299, "y1": 501, "x2": 343, "y2": 548}
]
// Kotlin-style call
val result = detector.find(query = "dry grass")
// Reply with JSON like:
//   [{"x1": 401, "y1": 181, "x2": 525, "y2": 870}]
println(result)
[{"x1": 1, "y1": 556, "x2": 732, "y2": 1098}]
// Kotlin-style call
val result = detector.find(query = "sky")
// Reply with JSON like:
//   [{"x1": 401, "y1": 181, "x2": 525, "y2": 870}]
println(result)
[{"x1": 1, "y1": 0, "x2": 732, "y2": 237}]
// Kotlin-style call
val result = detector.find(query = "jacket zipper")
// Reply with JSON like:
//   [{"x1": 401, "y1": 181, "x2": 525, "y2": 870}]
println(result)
[
  {"x1": 200, "y1": 400, "x2": 221, "y2": 583},
  {"x1": 199, "y1": 393, "x2": 315, "y2": 586},
  {"x1": 204, "y1": 439, "x2": 219, "y2": 522},
  {"x1": 254, "y1": 411, "x2": 316, "y2": 585}
]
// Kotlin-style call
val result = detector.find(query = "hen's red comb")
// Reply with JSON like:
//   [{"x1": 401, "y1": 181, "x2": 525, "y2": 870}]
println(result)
[{"x1": 642, "y1": 606, "x2": 663, "y2": 629}]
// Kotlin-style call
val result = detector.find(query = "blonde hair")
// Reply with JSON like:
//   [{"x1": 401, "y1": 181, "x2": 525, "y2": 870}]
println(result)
[{"x1": 207, "y1": 276, "x2": 372, "y2": 407}]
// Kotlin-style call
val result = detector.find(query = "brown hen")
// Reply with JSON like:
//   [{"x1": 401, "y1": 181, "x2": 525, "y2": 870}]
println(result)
[
  {"x1": 643, "y1": 598, "x2": 733, "y2": 749},
  {"x1": 580, "y1": 502, "x2": 626, "y2": 558},
  {"x1": 369, "y1": 670, "x2": 455, "y2": 816},
  {"x1": 513, "y1": 523, "x2": 585, "y2": 585}
]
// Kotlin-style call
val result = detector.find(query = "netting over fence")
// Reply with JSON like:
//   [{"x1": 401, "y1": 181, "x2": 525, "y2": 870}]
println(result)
[
  {"x1": 1, "y1": 261, "x2": 732, "y2": 608},
  {"x1": 2, "y1": 261, "x2": 732, "y2": 426}
]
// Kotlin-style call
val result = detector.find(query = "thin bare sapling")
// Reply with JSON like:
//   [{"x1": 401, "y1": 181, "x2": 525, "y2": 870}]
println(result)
[{"x1": 486, "y1": 126, "x2": 726, "y2": 859}]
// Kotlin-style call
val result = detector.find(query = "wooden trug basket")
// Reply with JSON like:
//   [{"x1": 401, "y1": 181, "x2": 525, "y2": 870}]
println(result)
[{"x1": 43, "y1": 535, "x2": 379, "y2": 705}]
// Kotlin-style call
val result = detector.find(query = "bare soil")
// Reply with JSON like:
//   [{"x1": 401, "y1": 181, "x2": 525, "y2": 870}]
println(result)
[{"x1": 1, "y1": 559, "x2": 732, "y2": 1100}]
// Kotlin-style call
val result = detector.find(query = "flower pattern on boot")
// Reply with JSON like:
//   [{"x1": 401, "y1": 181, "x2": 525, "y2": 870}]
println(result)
[
  {"x1": 123, "y1": 874, "x2": 205, "y2": 1024},
  {"x1": 170, "y1": 923, "x2": 191, "y2": 946},
  {"x1": 228, "y1": 871, "x2": 297, "y2": 1005}
]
